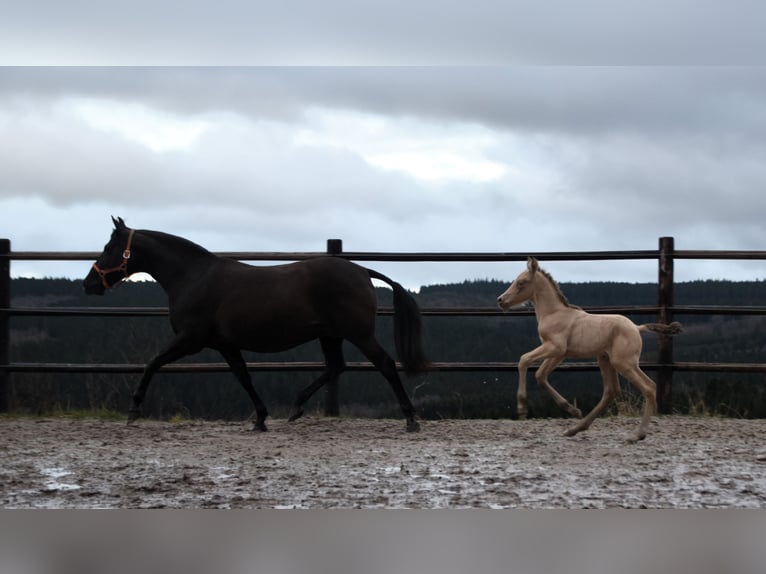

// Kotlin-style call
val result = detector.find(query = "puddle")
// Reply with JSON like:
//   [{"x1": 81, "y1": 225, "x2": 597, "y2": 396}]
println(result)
[{"x1": 41, "y1": 468, "x2": 81, "y2": 492}]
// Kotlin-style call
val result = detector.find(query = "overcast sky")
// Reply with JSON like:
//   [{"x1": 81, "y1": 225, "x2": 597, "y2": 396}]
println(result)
[{"x1": 1, "y1": 5, "x2": 765, "y2": 290}]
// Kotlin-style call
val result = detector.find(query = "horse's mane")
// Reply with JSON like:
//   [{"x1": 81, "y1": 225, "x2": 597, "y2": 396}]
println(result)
[
  {"x1": 537, "y1": 266, "x2": 581, "y2": 310},
  {"x1": 141, "y1": 230, "x2": 215, "y2": 259}
]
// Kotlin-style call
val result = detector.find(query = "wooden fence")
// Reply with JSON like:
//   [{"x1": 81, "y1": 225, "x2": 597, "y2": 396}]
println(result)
[{"x1": 1, "y1": 236, "x2": 766, "y2": 416}]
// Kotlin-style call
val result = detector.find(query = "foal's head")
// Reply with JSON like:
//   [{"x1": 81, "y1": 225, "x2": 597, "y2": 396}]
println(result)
[
  {"x1": 498, "y1": 257, "x2": 576, "y2": 311},
  {"x1": 497, "y1": 257, "x2": 540, "y2": 311},
  {"x1": 83, "y1": 216, "x2": 136, "y2": 295}
]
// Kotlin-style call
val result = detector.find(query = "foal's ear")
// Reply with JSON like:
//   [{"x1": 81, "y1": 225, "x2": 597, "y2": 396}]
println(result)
[{"x1": 527, "y1": 256, "x2": 539, "y2": 273}]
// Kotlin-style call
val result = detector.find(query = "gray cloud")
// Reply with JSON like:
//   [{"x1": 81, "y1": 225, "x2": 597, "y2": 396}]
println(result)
[
  {"x1": 2, "y1": 1, "x2": 766, "y2": 65},
  {"x1": 4, "y1": 67, "x2": 766, "y2": 138},
  {"x1": 1, "y1": 66, "x2": 766, "y2": 287}
]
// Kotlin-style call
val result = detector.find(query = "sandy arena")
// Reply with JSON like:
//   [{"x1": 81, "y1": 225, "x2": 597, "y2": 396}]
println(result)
[{"x1": 1, "y1": 415, "x2": 765, "y2": 508}]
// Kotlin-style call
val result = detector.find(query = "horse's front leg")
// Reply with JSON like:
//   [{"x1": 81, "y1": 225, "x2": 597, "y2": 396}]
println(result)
[
  {"x1": 518, "y1": 343, "x2": 576, "y2": 420},
  {"x1": 129, "y1": 334, "x2": 201, "y2": 424},
  {"x1": 517, "y1": 343, "x2": 557, "y2": 420},
  {"x1": 535, "y1": 356, "x2": 582, "y2": 418},
  {"x1": 517, "y1": 351, "x2": 533, "y2": 420}
]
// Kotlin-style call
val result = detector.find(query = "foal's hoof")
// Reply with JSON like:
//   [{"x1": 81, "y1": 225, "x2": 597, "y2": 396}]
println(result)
[
  {"x1": 287, "y1": 408, "x2": 304, "y2": 422},
  {"x1": 626, "y1": 433, "x2": 646, "y2": 444},
  {"x1": 251, "y1": 420, "x2": 268, "y2": 432},
  {"x1": 567, "y1": 407, "x2": 583, "y2": 419},
  {"x1": 563, "y1": 426, "x2": 580, "y2": 437},
  {"x1": 406, "y1": 419, "x2": 421, "y2": 433}
]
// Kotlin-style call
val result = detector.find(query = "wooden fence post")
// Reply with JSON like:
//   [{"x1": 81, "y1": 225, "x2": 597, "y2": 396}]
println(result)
[
  {"x1": 0, "y1": 239, "x2": 10, "y2": 412},
  {"x1": 657, "y1": 236, "x2": 675, "y2": 414},
  {"x1": 323, "y1": 239, "x2": 343, "y2": 416}
]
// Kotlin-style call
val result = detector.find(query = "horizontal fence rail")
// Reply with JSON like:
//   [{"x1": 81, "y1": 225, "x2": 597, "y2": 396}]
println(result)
[
  {"x1": 5, "y1": 304, "x2": 766, "y2": 318},
  {"x1": 8, "y1": 249, "x2": 766, "y2": 262},
  {"x1": 5, "y1": 361, "x2": 766, "y2": 375},
  {"x1": 2, "y1": 237, "x2": 766, "y2": 416}
]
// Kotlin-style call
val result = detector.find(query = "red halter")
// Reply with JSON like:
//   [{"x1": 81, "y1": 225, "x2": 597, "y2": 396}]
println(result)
[{"x1": 92, "y1": 228, "x2": 135, "y2": 289}]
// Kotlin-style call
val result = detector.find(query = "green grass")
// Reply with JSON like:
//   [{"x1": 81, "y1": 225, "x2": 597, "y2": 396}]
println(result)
[
  {"x1": 0, "y1": 408, "x2": 204, "y2": 424},
  {"x1": 0, "y1": 408, "x2": 125, "y2": 421}
]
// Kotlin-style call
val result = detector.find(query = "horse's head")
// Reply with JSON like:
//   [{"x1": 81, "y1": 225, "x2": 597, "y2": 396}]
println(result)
[
  {"x1": 497, "y1": 256, "x2": 539, "y2": 311},
  {"x1": 83, "y1": 216, "x2": 136, "y2": 295}
]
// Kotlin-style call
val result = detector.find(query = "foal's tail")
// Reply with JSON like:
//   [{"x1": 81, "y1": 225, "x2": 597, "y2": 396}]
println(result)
[
  {"x1": 638, "y1": 321, "x2": 683, "y2": 336},
  {"x1": 367, "y1": 269, "x2": 431, "y2": 374}
]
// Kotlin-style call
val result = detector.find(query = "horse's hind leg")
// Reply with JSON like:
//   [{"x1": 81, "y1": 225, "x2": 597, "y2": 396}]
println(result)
[
  {"x1": 288, "y1": 337, "x2": 345, "y2": 422},
  {"x1": 564, "y1": 354, "x2": 619, "y2": 437},
  {"x1": 219, "y1": 347, "x2": 269, "y2": 432},
  {"x1": 355, "y1": 337, "x2": 419, "y2": 432},
  {"x1": 129, "y1": 333, "x2": 202, "y2": 424},
  {"x1": 614, "y1": 362, "x2": 657, "y2": 443}
]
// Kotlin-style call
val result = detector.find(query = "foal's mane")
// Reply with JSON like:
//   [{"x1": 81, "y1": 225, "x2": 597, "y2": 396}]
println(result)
[{"x1": 536, "y1": 266, "x2": 580, "y2": 309}]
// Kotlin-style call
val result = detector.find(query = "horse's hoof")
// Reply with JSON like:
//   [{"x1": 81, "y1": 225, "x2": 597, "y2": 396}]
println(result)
[
  {"x1": 287, "y1": 408, "x2": 304, "y2": 422},
  {"x1": 126, "y1": 410, "x2": 140, "y2": 425},
  {"x1": 563, "y1": 427, "x2": 579, "y2": 437},
  {"x1": 626, "y1": 433, "x2": 646, "y2": 444},
  {"x1": 406, "y1": 419, "x2": 421, "y2": 433},
  {"x1": 252, "y1": 420, "x2": 268, "y2": 432}
]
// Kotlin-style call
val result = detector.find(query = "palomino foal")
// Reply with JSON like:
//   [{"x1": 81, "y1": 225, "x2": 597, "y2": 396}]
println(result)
[{"x1": 497, "y1": 257, "x2": 681, "y2": 442}]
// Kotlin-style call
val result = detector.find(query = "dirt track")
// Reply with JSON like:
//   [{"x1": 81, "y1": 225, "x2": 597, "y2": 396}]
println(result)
[{"x1": 1, "y1": 415, "x2": 765, "y2": 508}]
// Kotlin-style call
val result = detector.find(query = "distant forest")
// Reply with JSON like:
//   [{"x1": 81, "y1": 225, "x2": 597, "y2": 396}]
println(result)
[{"x1": 6, "y1": 276, "x2": 766, "y2": 420}]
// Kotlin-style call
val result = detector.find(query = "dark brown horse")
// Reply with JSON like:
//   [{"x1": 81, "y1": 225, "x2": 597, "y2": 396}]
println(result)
[{"x1": 83, "y1": 217, "x2": 429, "y2": 432}]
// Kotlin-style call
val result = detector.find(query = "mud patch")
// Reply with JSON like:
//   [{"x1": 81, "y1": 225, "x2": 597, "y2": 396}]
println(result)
[{"x1": 1, "y1": 416, "x2": 765, "y2": 508}]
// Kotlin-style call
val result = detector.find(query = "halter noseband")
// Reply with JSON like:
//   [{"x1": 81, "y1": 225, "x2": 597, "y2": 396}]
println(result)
[{"x1": 92, "y1": 228, "x2": 135, "y2": 289}]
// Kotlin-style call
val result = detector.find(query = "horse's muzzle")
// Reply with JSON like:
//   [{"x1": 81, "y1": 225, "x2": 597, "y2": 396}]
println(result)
[
  {"x1": 497, "y1": 295, "x2": 528, "y2": 312},
  {"x1": 83, "y1": 269, "x2": 106, "y2": 295}
]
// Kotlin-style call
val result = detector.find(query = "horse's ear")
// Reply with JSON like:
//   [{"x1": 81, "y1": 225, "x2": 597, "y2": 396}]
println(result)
[
  {"x1": 112, "y1": 216, "x2": 127, "y2": 230},
  {"x1": 527, "y1": 257, "x2": 539, "y2": 273}
]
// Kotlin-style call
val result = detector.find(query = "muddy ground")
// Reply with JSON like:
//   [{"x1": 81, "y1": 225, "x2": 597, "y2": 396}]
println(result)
[{"x1": 1, "y1": 415, "x2": 765, "y2": 508}]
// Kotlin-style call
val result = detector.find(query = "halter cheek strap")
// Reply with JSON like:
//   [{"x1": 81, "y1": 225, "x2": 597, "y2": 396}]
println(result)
[{"x1": 92, "y1": 228, "x2": 135, "y2": 289}]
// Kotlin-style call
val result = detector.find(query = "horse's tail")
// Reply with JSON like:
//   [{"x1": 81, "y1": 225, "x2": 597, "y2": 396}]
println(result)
[
  {"x1": 366, "y1": 268, "x2": 430, "y2": 374},
  {"x1": 638, "y1": 321, "x2": 683, "y2": 336}
]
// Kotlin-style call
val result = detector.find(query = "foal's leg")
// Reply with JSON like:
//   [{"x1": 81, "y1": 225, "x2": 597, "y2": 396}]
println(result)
[
  {"x1": 355, "y1": 336, "x2": 420, "y2": 432},
  {"x1": 517, "y1": 346, "x2": 544, "y2": 419},
  {"x1": 564, "y1": 354, "x2": 619, "y2": 437},
  {"x1": 219, "y1": 347, "x2": 269, "y2": 432},
  {"x1": 129, "y1": 333, "x2": 202, "y2": 423},
  {"x1": 517, "y1": 343, "x2": 572, "y2": 419},
  {"x1": 288, "y1": 337, "x2": 346, "y2": 422},
  {"x1": 613, "y1": 362, "x2": 657, "y2": 443},
  {"x1": 535, "y1": 356, "x2": 582, "y2": 418}
]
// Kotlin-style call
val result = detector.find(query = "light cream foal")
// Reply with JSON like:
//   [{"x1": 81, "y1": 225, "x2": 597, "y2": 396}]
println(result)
[{"x1": 497, "y1": 257, "x2": 682, "y2": 442}]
